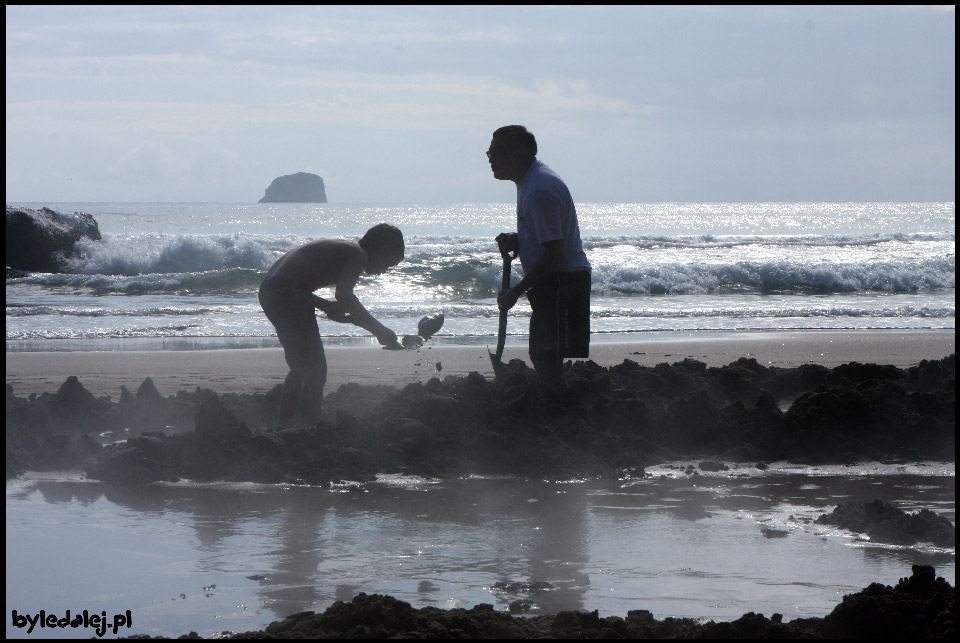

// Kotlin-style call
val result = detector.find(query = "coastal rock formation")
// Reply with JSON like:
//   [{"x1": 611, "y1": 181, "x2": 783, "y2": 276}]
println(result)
[
  {"x1": 5, "y1": 206, "x2": 101, "y2": 273},
  {"x1": 177, "y1": 565, "x2": 953, "y2": 639},
  {"x1": 258, "y1": 172, "x2": 327, "y2": 203},
  {"x1": 5, "y1": 354, "x2": 954, "y2": 483}
]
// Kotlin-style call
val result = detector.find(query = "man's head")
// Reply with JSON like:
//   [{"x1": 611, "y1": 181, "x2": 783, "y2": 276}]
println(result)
[
  {"x1": 488, "y1": 125, "x2": 537, "y2": 182},
  {"x1": 359, "y1": 223, "x2": 404, "y2": 274}
]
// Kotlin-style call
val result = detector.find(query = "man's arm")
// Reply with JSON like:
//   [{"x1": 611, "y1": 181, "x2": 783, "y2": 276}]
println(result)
[{"x1": 497, "y1": 239, "x2": 564, "y2": 312}]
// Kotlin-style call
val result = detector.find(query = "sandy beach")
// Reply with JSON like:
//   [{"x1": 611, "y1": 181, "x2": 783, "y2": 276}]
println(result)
[
  {"x1": 7, "y1": 335, "x2": 956, "y2": 641},
  {"x1": 5, "y1": 330, "x2": 955, "y2": 398}
]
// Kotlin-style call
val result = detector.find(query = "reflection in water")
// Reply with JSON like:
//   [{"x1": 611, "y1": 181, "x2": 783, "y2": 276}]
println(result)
[
  {"x1": 24, "y1": 477, "x2": 593, "y2": 621},
  {"x1": 7, "y1": 464, "x2": 954, "y2": 638}
]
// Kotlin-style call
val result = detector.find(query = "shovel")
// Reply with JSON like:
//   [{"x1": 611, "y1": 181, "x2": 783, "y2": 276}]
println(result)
[
  {"x1": 382, "y1": 312, "x2": 445, "y2": 350},
  {"x1": 488, "y1": 234, "x2": 518, "y2": 380}
]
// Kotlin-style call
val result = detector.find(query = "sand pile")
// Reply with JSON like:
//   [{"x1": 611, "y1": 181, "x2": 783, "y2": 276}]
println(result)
[
  {"x1": 817, "y1": 498, "x2": 955, "y2": 547},
  {"x1": 6, "y1": 355, "x2": 955, "y2": 484}
]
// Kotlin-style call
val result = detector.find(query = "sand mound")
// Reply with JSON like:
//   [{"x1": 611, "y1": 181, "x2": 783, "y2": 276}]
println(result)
[
  {"x1": 6, "y1": 355, "x2": 954, "y2": 483},
  {"x1": 816, "y1": 498, "x2": 955, "y2": 547}
]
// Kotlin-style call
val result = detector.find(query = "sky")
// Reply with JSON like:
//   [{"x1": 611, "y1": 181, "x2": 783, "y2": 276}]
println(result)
[{"x1": 5, "y1": 5, "x2": 956, "y2": 204}]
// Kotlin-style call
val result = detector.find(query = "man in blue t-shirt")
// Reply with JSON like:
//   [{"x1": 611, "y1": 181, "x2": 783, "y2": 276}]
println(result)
[{"x1": 487, "y1": 124, "x2": 591, "y2": 390}]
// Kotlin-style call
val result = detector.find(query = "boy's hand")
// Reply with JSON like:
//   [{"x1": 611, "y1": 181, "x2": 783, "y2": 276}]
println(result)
[{"x1": 376, "y1": 327, "x2": 402, "y2": 349}]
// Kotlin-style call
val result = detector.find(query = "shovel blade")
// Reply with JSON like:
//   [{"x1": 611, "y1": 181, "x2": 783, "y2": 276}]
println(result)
[{"x1": 488, "y1": 347, "x2": 504, "y2": 381}]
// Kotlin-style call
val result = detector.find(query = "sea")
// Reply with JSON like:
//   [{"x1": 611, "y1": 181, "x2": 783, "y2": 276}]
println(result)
[
  {"x1": 5, "y1": 201, "x2": 956, "y2": 638},
  {"x1": 5, "y1": 201, "x2": 955, "y2": 351}
]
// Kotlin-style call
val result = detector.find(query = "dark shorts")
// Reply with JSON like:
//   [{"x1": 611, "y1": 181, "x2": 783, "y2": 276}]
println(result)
[
  {"x1": 526, "y1": 270, "x2": 591, "y2": 361},
  {"x1": 258, "y1": 275, "x2": 325, "y2": 369}
]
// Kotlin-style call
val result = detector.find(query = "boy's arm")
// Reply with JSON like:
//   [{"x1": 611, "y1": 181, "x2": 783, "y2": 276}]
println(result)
[
  {"x1": 312, "y1": 294, "x2": 348, "y2": 321},
  {"x1": 333, "y1": 250, "x2": 398, "y2": 346}
]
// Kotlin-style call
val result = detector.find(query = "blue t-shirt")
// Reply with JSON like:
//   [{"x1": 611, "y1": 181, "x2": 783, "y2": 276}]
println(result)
[{"x1": 515, "y1": 160, "x2": 591, "y2": 274}]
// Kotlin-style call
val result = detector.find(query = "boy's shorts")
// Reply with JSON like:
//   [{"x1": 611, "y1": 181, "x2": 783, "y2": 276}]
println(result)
[
  {"x1": 526, "y1": 270, "x2": 591, "y2": 361},
  {"x1": 258, "y1": 275, "x2": 325, "y2": 369}
]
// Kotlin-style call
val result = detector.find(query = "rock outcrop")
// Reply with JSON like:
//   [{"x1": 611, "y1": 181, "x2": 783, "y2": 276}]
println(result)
[
  {"x1": 258, "y1": 172, "x2": 327, "y2": 203},
  {"x1": 5, "y1": 206, "x2": 101, "y2": 273}
]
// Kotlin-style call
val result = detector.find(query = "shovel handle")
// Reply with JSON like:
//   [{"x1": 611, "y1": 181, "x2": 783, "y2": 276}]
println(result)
[
  {"x1": 495, "y1": 232, "x2": 518, "y2": 294},
  {"x1": 495, "y1": 251, "x2": 514, "y2": 363},
  {"x1": 491, "y1": 232, "x2": 519, "y2": 378}
]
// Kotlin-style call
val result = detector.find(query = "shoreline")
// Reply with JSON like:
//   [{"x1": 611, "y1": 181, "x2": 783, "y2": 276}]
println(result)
[{"x1": 6, "y1": 329, "x2": 955, "y2": 398}]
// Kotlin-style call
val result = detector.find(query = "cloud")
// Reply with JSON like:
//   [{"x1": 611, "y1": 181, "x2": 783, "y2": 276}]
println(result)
[
  {"x1": 7, "y1": 66, "x2": 656, "y2": 138},
  {"x1": 5, "y1": 6, "x2": 954, "y2": 202}
]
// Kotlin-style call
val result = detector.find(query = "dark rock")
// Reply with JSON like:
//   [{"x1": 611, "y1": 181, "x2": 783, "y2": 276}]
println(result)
[
  {"x1": 194, "y1": 394, "x2": 251, "y2": 448},
  {"x1": 244, "y1": 432, "x2": 282, "y2": 453},
  {"x1": 28, "y1": 433, "x2": 102, "y2": 471},
  {"x1": 86, "y1": 443, "x2": 177, "y2": 484},
  {"x1": 135, "y1": 377, "x2": 164, "y2": 403},
  {"x1": 390, "y1": 420, "x2": 435, "y2": 458},
  {"x1": 119, "y1": 385, "x2": 135, "y2": 405},
  {"x1": 258, "y1": 172, "x2": 327, "y2": 203},
  {"x1": 112, "y1": 378, "x2": 195, "y2": 433},
  {"x1": 58, "y1": 375, "x2": 97, "y2": 410},
  {"x1": 6, "y1": 206, "x2": 101, "y2": 273},
  {"x1": 34, "y1": 376, "x2": 118, "y2": 434},
  {"x1": 410, "y1": 394, "x2": 463, "y2": 431}
]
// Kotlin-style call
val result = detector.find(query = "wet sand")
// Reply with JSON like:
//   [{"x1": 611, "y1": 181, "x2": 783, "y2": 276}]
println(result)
[{"x1": 5, "y1": 330, "x2": 955, "y2": 398}]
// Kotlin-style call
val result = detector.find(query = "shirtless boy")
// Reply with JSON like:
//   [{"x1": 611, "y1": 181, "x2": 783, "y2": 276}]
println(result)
[{"x1": 258, "y1": 223, "x2": 404, "y2": 428}]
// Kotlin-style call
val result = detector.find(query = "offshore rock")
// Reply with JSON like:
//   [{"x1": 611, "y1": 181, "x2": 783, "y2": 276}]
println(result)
[
  {"x1": 258, "y1": 172, "x2": 327, "y2": 203},
  {"x1": 6, "y1": 206, "x2": 101, "y2": 273}
]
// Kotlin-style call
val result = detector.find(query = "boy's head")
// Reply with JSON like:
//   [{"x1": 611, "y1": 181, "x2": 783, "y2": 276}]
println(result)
[{"x1": 359, "y1": 223, "x2": 404, "y2": 274}]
